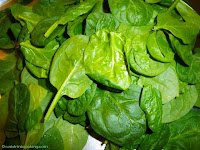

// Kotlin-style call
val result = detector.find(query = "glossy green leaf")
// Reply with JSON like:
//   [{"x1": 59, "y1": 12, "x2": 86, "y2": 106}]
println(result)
[
  {"x1": 140, "y1": 85, "x2": 162, "y2": 132},
  {"x1": 138, "y1": 125, "x2": 170, "y2": 150},
  {"x1": 6, "y1": 84, "x2": 30, "y2": 136},
  {"x1": 0, "y1": 53, "x2": 20, "y2": 94},
  {"x1": 44, "y1": 0, "x2": 97, "y2": 38},
  {"x1": 164, "y1": 110, "x2": 200, "y2": 150},
  {"x1": 162, "y1": 85, "x2": 198, "y2": 123},
  {"x1": 45, "y1": 35, "x2": 92, "y2": 120},
  {"x1": 130, "y1": 51, "x2": 170, "y2": 76},
  {"x1": 67, "y1": 83, "x2": 97, "y2": 116},
  {"x1": 108, "y1": 0, "x2": 153, "y2": 26},
  {"x1": 88, "y1": 84, "x2": 146, "y2": 146},
  {"x1": 176, "y1": 0, "x2": 200, "y2": 29},
  {"x1": 85, "y1": 12, "x2": 120, "y2": 37},
  {"x1": 31, "y1": 17, "x2": 65, "y2": 47},
  {"x1": 177, "y1": 52, "x2": 200, "y2": 84},
  {"x1": 138, "y1": 66, "x2": 179, "y2": 104},
  {"x1": 195, "y1": 84, "x2": 200, "y2": 108},
  {"x1": 21, "y1": 67, "x2": 38, "y2": 84},
  {"x1": 84, "y1": 29, "x2": 131, "y2": 90},
  {"x1": 147, "y1": 30, "x2": 174, "y2": 62},
  {"x1": 20, "y1": 40, "x2": 59, "y2": 70},
  {"x1": 154, "y1": 13, "x2": 199, "y2": 44}
]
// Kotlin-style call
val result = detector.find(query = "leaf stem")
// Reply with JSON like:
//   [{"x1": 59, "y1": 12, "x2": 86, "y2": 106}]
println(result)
[
  {"x1": 166, "y1": 0, "x2": 180, "y2": 13},
  {"x1": 44, "y1": 89, "x2": 62, "y2": 120}
]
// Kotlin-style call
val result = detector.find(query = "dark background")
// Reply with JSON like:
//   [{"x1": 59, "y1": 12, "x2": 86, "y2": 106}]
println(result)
[{"x1": 189, "y1": 0, "x2": 200, "y2": 14}]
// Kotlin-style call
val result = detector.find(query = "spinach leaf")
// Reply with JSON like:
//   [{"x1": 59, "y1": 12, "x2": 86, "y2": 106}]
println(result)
[
  {"x1": 147, "y1": 30, "x2": 174, "y2": 62},
  {"x1": 45, "y1": 35, "x2": 92, "y2": 120},
  {"x1": 6, "y1": 84, "x2": 30, "y2": 137},
  {"x1": 176, "y1": 0, "x2": 200, "y2": 29},
  {"x1": 140, "y1": 85, "x2": 162, "y2": 132},
  {"x1": 138, "y1": 66, "x2": 179, "y2": 104},
  {"x1": 10, "y1": 23, "x2": 22, "y2": 40},
  {"x1": 177, "y1": 52, "x2": 200, "y2": 84},
  {"x1": 85, "y1": 12, "x2": 120, "y2": 37},
  {"x1": 130, "y1": 51, "x2": 170, "y2": 76},
  {"x1": 84, "y1": 29, "x2": 131, "y2": 90},
  {"x1": 88, "y1": 84, "x2": 146, "y2": 146},
  {"x1": 44, "y1": 0, "x2": 97, "y2": 38},
  {"x1": 145, "y1": 0, "x2": 161, "y2": 3},
  {"x1": 31, "y1": 17, "x2": 65, "y2": 47},
  {"x1": 21, "y1": 67, "x2": 38, "y2": 84},
  {"x1": 108, "y1": 0, "x2": 153, "y2": 26},
  {"x1": 195, "y1": 84, "x2": 200, "y2": 108},
  {"x1": 0, "y1": 34, "x2": 15, "y2": 49},
  {"x1": 25, "y1": 60, "x2": 48, "y2": 79},
  {"x1": 67, "y1": 14, "x2": 87, "y2": 37},
  {"x1": 0, "y1": 53, "x2": 20, "y2": 94},
  {"x1": 164, "y1": 110, "x2": 200, "y2": 150},
  {"x1": 64, "y1": 112, "x2": 86, "y2": 124},
  {"x1": 170, "y1": 35, "x2": 195, "y2": 66},
  {"x1": 154, "y1": 13, "x2": 199, "y2": 44},
  {"x1": 138, "y1": 124, "x2": 170, "y2": 150},
  {"x1": 32, "y1": 0, "x2": 66, "y2": 18},
  {"x1": 20, "y1": 40, "x2": 59, "y2": 70},
  {"x1": 162, "y1": 85, "x2": 198, "y2": 123},
  {"x1": 67, "y1": 83, "x2": 97, "y2": 116}
]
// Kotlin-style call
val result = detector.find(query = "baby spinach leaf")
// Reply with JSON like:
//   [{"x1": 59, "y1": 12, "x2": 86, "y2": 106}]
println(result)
[
  {"x1": 145, "y1": 0, "x2": 161, "y2": 3},
  {"x1": 6, "y1": 84, "x2": 30, "y2": 136},
  {"x1": 88, "y1": 84, "x2": 146, "y2": 146},
  {"x1": 0, "y1": 34, "x2": 15, "y2": 50},
  {"x1": 25, "y1": 60, "x2": 48, "y2": 79},
  {"x1": 10, "y1": 23, "x2": 22, "y2": 40},
  {"x1": 164, "y1": 110, "x2": 200, "y2": 150},
  {"x1": 195, "y1": 84, "x2": 200, "y2": 108},
  {"x1": 85, "y1": 12, "x2": 120, "y2": 37},
  {"x1": 138, "y1": 124, "x2": 170, "y2": 150},
  {"x1": 33, "y1": 0, "x2": 66, "y2": 18},
  {"x1": 154, "y1": 13, "x2": 199, "y2": 44},
  {"x1": 55, "y1": 118, "x2": 89, "y2": 150},
  {"x1": 37, "y1": 126, "x2": 64, "y2": 150},
  {"x1": 138, "y1": 66, "x2": 179, "y2": 104},
  {"x1": 64, "y1": 112, "x2": 86, "y2": 124},
  {"x1": 130, "y1": 51, "x2": 170, "y2": 76},
  {"x1": 140, "y1": 85, "x2": 162, "y2": 132},
  {"x1": 170, "y1": 35, "x2": 195, "y2": 66},
  {"x1": 27, "y1": 83, "x2": 48, "y2": 113},
  {"x1": 108, "y1": 0, "x2": 153, "y2": 26},
  {"x1": 58, "y1": 97, "x2": 68, "y2": 111},
  {"x1": 177, "y1": 52, "x2": 200, "y2": 84},
  {"x1": 67, "y1": 14, "x2": 87, "y2": 37},
  {"x1": 45, "y1": 35, "x2": 92, "y2": 120},
  {"x1": 21, "y1": 67, "x2": 38, "y2": 84},
  {"x1": 24, "y1": 123, "x2": 44, "y2": 148},
  {"x1": 67, "y1": 83, "x2": 97, "y2": 116},
  {"x1": 162, "y1": 85, "x2": 198, "y2": 123},
  {"x1": 84, "y1": 29, "x2": 131, "y2": 90},
  {"x1": 147, "y1": 30, "x2": 174, "y2": 62},
  {"x1": 176, "y1": 0, "x2": 200, "y2": 29},
  {"x1": 0, "y1": 53, "x2": 20, "y2": 94},
  {"x1": 44, "y1": 0, "x2": 97, "y2": 38},
  {"x1": 20, "y1": 40, "x2": 59, "y2": 70},
  {"x1": 31, "y1": 17, "x2": 65, "y2": 47}
]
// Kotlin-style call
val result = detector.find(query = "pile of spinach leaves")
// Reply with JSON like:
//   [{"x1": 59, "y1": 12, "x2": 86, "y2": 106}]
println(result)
[{"x1": 0, "y1": 0, "x2": 200, "y2": 149}]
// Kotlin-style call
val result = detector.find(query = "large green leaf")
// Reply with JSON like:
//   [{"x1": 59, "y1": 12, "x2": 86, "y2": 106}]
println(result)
[
  {"x1": 130, "y1": 51, "x2": 170, "y2": 76},
  {"x1": 45, "y1": 35, "x2": 92, "y2": 120},
  {"x1": 108, "y1": 0, "x2": 153, "y2": 26},
  {"x1": 195, "y1": 84, "x2": 200, "y2": 108},
  {"x1": 162, "y1": 85, "x2": 198, "y2": 123},
  {"x1": 44, "y1": 0, "x2": 97, "y2": 38},
  {"x1": 85, "y1": 12, "x2": 120, "y2": 37},
  {"x1": 0, "y1": 53, "x2": 20, "y2": 94},
  {"x1": 164, "y1": 110, "x2": 200, "y2": 150},
  {"x1": 177, "y1": 52, "x2": 200, "y2": 84},
  {"x1": 88, "y1": 84, "x2": 146, "y2": 146},
  {"x1": 147, "y1": 30, "x2": 174, "y2": 62},
  {"x1": 154, "y1": 13, "x2": 199, "y2": 44},
  {"x1": 140, "y1": 85, "x2": 162, "y2": 132},
  {"x1": 138, "y1": 66, "x2": 179, "y2": 104},
  {"x1": 20, "y1": 40, "x2": 59, "y2": 70},
  {"x1": 84, "y1": 29, "x2": 131, "y2": 90}
]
